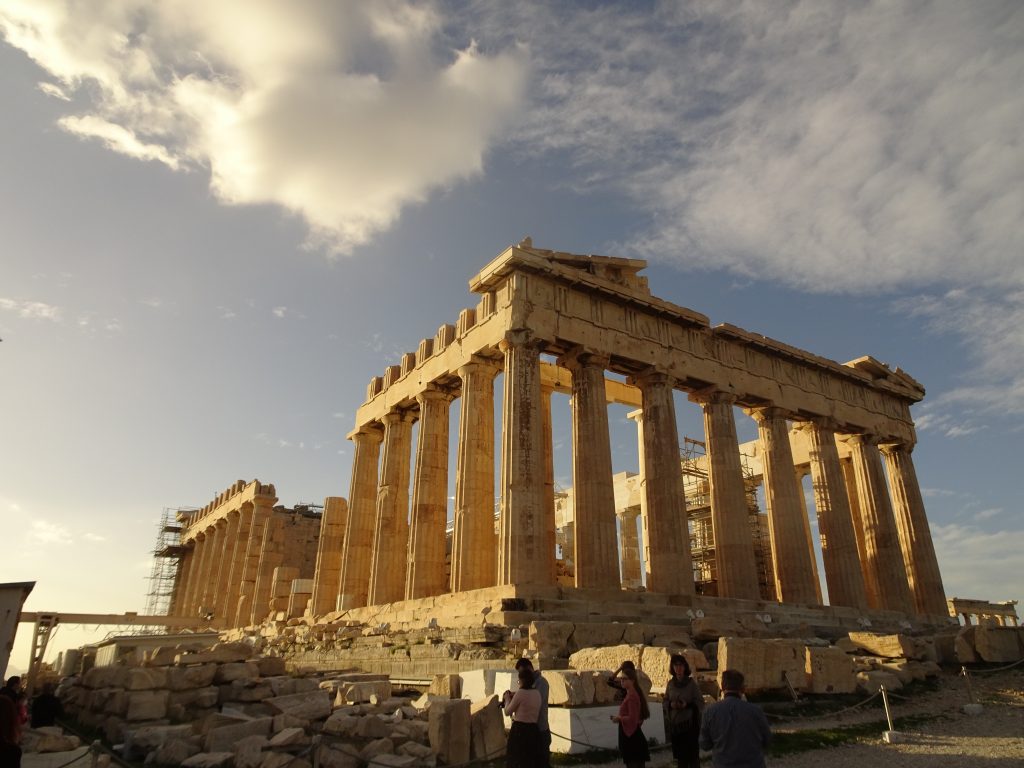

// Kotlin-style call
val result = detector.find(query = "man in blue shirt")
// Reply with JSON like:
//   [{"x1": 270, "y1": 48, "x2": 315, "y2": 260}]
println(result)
[
  {"x1": 515, "y1": 658, "x2": 550, "y2": 766},
  {"x1": 699, "y1": 669, "x2": 771, "y2": 767}
]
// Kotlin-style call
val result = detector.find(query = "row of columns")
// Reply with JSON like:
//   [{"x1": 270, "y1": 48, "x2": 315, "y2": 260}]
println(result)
[
  {"x1": 335, "y1": 334, "x2": 946, "y2": 618},
  {"x1": 173, "y1": 497, "x2": 276, "y2": 626}
]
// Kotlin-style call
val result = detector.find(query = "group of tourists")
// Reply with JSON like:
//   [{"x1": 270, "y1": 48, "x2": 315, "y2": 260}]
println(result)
[
  {"x1": 0, "y1": 675, "x2": 66, "y2": 768},
  {"x1": 501, "y1": 658, "x2": 771, "y2": 768}
]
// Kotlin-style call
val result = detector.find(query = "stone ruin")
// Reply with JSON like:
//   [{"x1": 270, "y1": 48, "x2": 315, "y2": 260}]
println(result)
[
  {"x1": 165, "y1": 241, "x2": 953, "y2": 648},
  {"x1": 42, "y1": 241, "x2": 1024, "y2": 762}
]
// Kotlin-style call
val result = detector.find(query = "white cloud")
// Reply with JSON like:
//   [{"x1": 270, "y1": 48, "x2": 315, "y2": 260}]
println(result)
[
  {"x1": 477, "y1": 2, "x2": 1024, "y2": 430},
  {"x1": 0, "y1": 298, "x2": 61, "y2": 321},
  {"x1": 28, "y1": 519, "x2": 72, "y2": 545},
  {"x1": 0, "y1": 0, "x2": 528, "y2": 254},
  {"x1": 271, "y1": 307, "x2": 287, "y2": 319},
  {"x1": 933, "y1": 522, "x2": 1024, "y2": 604},
  {"x1": 972, "y1": 508, "x2": 1003, "y2": 522},
  {"x1": 59, "y1": 114, "x2": 181, "y2": 168},
  {"x1": 496, "y1": 1, "x2": 1023, "y2": 294},
  {"x1": 83, "y1": 532, "x2": 106, "y2": 542}
]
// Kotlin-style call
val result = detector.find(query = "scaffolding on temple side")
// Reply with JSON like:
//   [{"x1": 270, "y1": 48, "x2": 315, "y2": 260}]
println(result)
[
  {"x1": 144, "y1": 507, "x2": 193, "y2": 617},
  {"x1": 681, "y1": 437, "x2": 776, "y2": 601}
]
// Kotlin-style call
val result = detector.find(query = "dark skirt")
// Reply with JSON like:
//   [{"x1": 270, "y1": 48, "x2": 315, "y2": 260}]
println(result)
[
  {"x1": 618, "y1": 723, "x2": 650, "y2": 762},
  {"x1": 669, "y1": 721, "x2": 700, "y2": 766},
  {"x1": 507, "y1": 720, "x2": 542, "y2": 767}
]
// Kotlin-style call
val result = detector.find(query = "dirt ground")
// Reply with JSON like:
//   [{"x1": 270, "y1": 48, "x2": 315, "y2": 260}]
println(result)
[{"x1": 570, "y1": 666, "x2": 1024, "y2": 767}]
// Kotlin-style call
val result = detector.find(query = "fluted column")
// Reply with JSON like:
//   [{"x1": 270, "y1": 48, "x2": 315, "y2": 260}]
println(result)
[
  {"x1": 794, "y1": 467, "x2": 824, "y2": 604},
  {"x1": 368, "y1": 410, "x2": 415, "y2": 605},
  {"x1": 880, "y1": 442, "x2": 947, "y2": 616},
  {"x1": 236, "y1": 497, "x2": 274, "y2": 626},
  {"x1": 691, "y1": 390, "x2": 760, "y2": 601},
  {"x1": 181, "y1": 535, "x2": 205, "y2": 617},
  {"x1": 636, "y1": 372, "x2": 694, "y2": 595},
  {"x1": 213, "y1": 512, "x2": 240, "y2": 624},
  {"x1": 541, "y1": 382, "x2": 557, "y2": 583},
  {"x1": 311, "y1": 496, "x2": 348, "y2": 615},
  {"x1": 406, "y1": 387, "x2": 453, "y2": 600},
  {"x1": 337, "y1": 425, "x2": 384, "y2": 610},
  {"x1": 197, "y1": 524, "x2": 221, "y2": 614},
  {"x1": 450, "y1": 358, "x2": 500, "y2": 592},
  {"x1": 222, "y1": 506, "x2": 252, "y2": 627},
  {"x1": 843, "y1": 434, "x2": 914, "y2": 614},
  {"x1": 749, "y1": 407, "x2": 819, "y2": 604},
  {"x1": 797, "y1": 420, "x2": 868, "y2": 609},
  {"x1": 170, "y1": 547, "x2": 193, "y2": 617},
  {"x1": 561, "y1": 349, "x2": 618, "y2": 589},
  {"x1": 498, "y1": 331, "x2": 549, "y2": 586},
  {"x1": 617, "y1": 509, "x2": 642, "y2": 588}
]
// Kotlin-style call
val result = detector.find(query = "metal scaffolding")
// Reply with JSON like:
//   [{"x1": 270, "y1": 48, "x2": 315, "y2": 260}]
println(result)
[
  {"x1": 144, "y1": 507, "x2": 192, "y2": 617},
  {"x1": 681, "y1": 437, "x2": 776, "y2": 600}
]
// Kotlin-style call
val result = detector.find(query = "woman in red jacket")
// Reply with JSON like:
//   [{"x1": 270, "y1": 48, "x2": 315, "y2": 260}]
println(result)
[{"x1": 611, "y1": 665, "x2": 650, "y2": 768}]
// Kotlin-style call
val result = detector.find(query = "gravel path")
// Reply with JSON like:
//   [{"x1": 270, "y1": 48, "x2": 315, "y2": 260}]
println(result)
[{"x1": 568, "y1": 667, "x2": 1024, "y2": 767}]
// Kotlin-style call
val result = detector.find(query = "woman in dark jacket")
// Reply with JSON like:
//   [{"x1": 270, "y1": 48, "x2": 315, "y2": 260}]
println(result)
[
  {"x1": 663, "y1": 654, "x2": 702, "y2": 768},
  {"x1": 0, "y1": 695, "x2": 22, "y2": 768}
]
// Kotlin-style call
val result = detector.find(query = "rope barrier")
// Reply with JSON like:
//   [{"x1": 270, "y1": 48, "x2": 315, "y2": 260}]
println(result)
[{"x1": 964, "y1": 656, "x2": 1024, "y2": 674}]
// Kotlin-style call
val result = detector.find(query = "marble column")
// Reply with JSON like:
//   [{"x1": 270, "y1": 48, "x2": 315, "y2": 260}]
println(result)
[
  {"x1": 213, "y1": 512, "x2": 240, "y2": 624},
  {"x1": 252, "y1": 514, "x2": 285, "y2": 623},
  {"x1": 541, "y1": 382, "x2": 558, "y2": 583},
  {"x1": 750, "y1": 407, "x2": 819, "y2": 605},
  {"x1": 498, "y1": 331, "x2": 549, "y2": 586},
  {"x1": 617, "y1": 508, "x2": 643, "y2": 588},
  {"x1": 794, "y1": 467, "x2": 824, "y2": 604},
  {"x1": 181, "y1": 535, "x2": 205, "y2": 617},
  {"x1": 840, "y1": 457, "x2": 874, "y2": 606},
  {"x1": 222, "y1": 506, "x2": 252, "y2": 627},
  {"x1": 691, "y1": 390, "x2": 760, "y2": 601},
  {"x1": 197, "y1": 524, "x2": 221, "y2": 614},
  {"x1": 311, "y1": 496, "x2": 348, "y2": 615},
  {"x1": 236, "y1": 497, "x2": 274, "y2": 626},
  {"x1": 635, "y1": 372, "x2": 694, "y2": 596},
  {"x1": 450, "y1": 358, "x2": 500, "y2": 592},
  {"x1": 843, "y1": 434, "x2": 914, "y2": 614},
  {"x1": 368, "y1": 410, "x2": 415, "y2": 605},
  {"x1": 406, "y1": 387, "x2": 453, "y2": 600},
  {"x1": 881, "y1": 442, "x2": 947, "y2": 616},
  {"x1": 170, "y1": 547, "x2": 193, "y2": 617},
  {"x1": 337, "y1": 425, "x2": 384, "y2": 610},
  {"x1": 799, "y1": 420, "x2": 868, "y2": 610},
  {"x1": 561, "y1": 350, "x2": 619, "y2": 589}
]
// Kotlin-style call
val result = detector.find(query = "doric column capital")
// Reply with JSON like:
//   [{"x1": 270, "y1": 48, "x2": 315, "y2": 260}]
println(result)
[
  {"x1": 745, "y1": 405, "x2": 789, "y2": 424},
  {"x1": 416, "y1": 385, "x2": 455, "y2": 407},
  {"x1": 556, "y1": 346, "x2": 610, "y2": 371},
  {"x1": 839, "y1": 432, "x2": 879, "y2": 447},
  {"x1": 499, "y1": 329, "x2": 544, "y2": 353},
  {"x1": 381, "y1": 408, "x2": 416, "y2": 427},
  {"x1": 628, "y1": 366, "x2": 677, "y2": 389},
  {"x1": 348, "y1": 423, "x2": 384, "y2": 444},
  {"x1": 457, "y1": 354, "x2": 501, "y2": 381},
  {"x1": 793, "y1": 415, "x2": 842, "y2": 434},
  {"x1": 878, "y1": 440, "x2": 915, "y2": 456},
  {"x1": 688, "y1": 386, "x2": 738, "y2": 407},
  {"x1": 615, "y1": 506, "x2": 641, "y2": 521}
]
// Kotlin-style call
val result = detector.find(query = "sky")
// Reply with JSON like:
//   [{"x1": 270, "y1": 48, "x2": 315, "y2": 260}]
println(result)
[{"x1": 1, "y1": 1, "x2": 1022, "y2": 673}]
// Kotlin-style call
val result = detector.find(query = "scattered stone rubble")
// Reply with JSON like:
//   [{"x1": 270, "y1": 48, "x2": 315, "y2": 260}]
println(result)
[
  {"x1": 50, "y1": 617, "x2": 1024, "y2": 766},
  {"x1": 56, "y1": 640, "x2": 501, "y2": 767}
]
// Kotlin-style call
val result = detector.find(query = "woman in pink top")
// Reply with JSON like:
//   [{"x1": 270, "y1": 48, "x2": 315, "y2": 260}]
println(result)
[
  {"x1": 611, "y1": 665, "x2": 650, "y2": 768},
  {"x1": 502, "y1": 667, "x2": 543, "y2": 767}
]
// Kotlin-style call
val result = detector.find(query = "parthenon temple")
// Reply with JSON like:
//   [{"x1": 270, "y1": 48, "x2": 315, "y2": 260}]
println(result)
[{"x1": 166, "y1": 240, "x2": 950, "y2": 634}]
